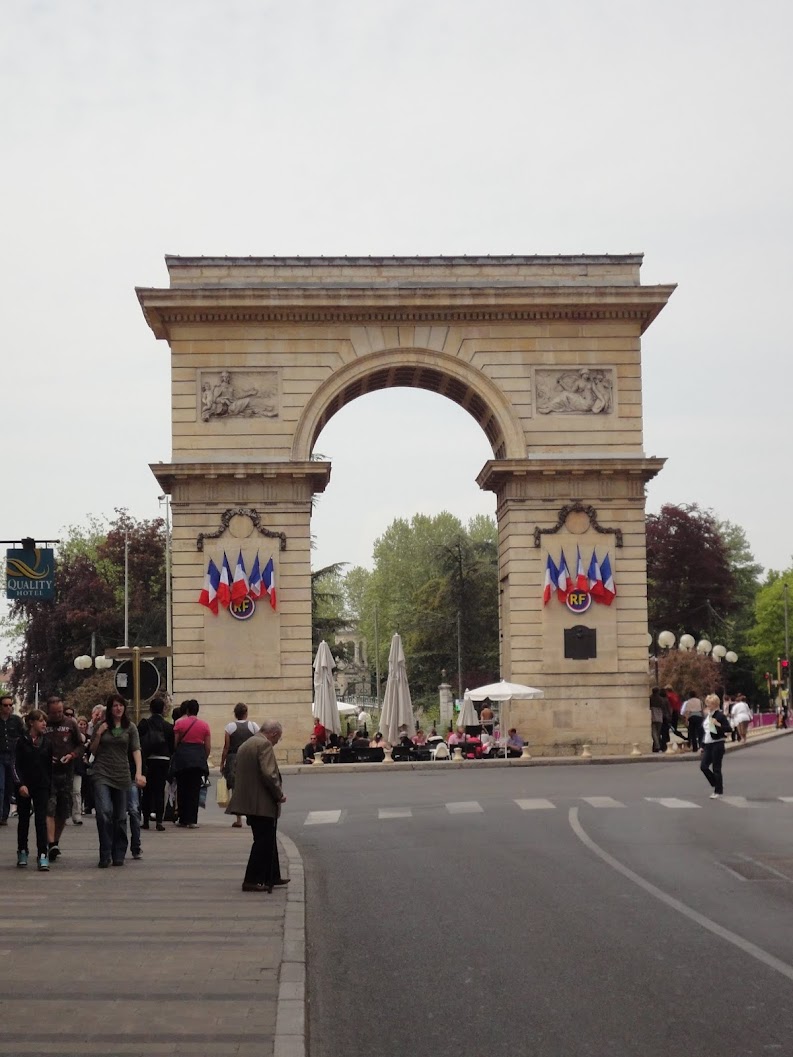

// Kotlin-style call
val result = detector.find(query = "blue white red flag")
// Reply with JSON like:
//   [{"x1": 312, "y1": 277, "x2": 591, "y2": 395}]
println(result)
[
  {"x1": 600, "y1": 552, "x2": 616, "y2": 605},
  {"x1": 556, "y1": 550, "x2": 571, "y2": 601},
  {"x1": 198, "y1": 558, "x2": 220, "y2": 615},
  {"x1": 575, "y1": 545, "x2": 588, "y2": 591},
  {"x1": 231, "y1": 549, "x2": 249, "y2": 603},
  {"x1": 543, "y1": 553, "x2": 559, "y2": 605},
  {"x1": 248, "y1": 552, "x2": 263, "y2": 599},
  {"x1": 263, "y1": 557, "x2": 276, "y2": 610},
  {"x1": 587, "y1": 548, "x2": 605, "y2": 601},
  {"x1": 217, "y1": 552, "x2": 233, "y2": 609}
]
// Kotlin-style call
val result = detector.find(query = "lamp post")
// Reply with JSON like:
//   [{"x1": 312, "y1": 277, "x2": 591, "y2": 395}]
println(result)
[
  {"x1": 158, "y1": 494, "x2": 173, "y2": 695},
  {"x1": 652, "y1": 630, "x2": 675, "y2": 684}
]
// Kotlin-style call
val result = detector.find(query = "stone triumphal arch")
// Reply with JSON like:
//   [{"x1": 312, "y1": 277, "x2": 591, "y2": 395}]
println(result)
[{"x1": 137, "y1": 256, "x2": 674, "y2": 760}]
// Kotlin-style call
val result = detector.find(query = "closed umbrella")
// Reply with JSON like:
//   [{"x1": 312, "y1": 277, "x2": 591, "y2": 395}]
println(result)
[
  {"x1": 379, "y1": 633, "x2": 414, "y2": 746},
  {"x1": 458, "y1": 693, "x2": 479, "y2": 729},
  {"x1": 313, "y1": 640, "x2": 341, "y2": 736}
]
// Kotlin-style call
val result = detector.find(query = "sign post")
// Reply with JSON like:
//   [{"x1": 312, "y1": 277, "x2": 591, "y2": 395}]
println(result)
[{"x1": 105, "y1": 646, "x2": 172, "y2": 724}]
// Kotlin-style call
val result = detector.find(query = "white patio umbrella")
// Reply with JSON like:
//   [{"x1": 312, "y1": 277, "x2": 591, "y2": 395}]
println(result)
[
  {"x1": 465, "y1": 680, "x2": 544, "y2": 757},
  {"x1": 313, "y1": 640, "x2": 341, "y2": 736},
  {"x1": 457, "y1": 692, "x2": 479, "y2": 729},
  {"x1": 379, "y1": 633, "x2": 414, "y2": 746}
]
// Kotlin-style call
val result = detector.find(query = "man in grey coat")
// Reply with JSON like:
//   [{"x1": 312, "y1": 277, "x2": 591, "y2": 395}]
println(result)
[{"x1": 226, "y1": 719, "x2": 288, "y2": 893}]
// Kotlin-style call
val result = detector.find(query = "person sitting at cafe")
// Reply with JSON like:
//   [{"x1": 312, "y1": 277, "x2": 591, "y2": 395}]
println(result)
[
  {"x1": 351, "y1": 730, "x2": 370, "y2": 749},
  {"x1": 480, "y1": 728, "x2": 496, "y2": 756},
  {"x1": 302, "y1": 734, "x2": 321, "y2": 763},
  {"x1": 413, "y1": 729, "x2": 427, "y2": 746},
  {"x1": 369, "y1": 732, "x2": 390, "y2": 749},
  {"x1": 506, "y1": 728, "x2": 525, "y2": 757},
  {"x1": 447, "y1": 728, "x2": 468, "y2": 748},
  {"x1": 398, "y1": 725, "x2": 413, "y2": 748}
]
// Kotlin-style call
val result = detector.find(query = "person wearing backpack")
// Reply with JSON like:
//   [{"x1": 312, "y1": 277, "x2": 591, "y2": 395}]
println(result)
[
  {"x1": 220, "y1": 703, "x2": 259, "y2": 828},
  {"x1": 700, "y1": 693, "x2": 731, "y2": 799},
  {"x1": 137, "y1": 698, "x2": 174, "y2": 831}
]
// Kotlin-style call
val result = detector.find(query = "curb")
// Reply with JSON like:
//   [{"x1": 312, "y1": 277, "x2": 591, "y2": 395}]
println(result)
[
  {"x1": 274, "y1": 831, "x2": 306, "y2": 1057},
  {"x1": 281, "y1": 727, "x2": 793, "y2": 775}
]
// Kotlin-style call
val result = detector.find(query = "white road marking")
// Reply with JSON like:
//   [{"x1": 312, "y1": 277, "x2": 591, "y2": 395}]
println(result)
[
  {"x1": 378, "y1": 808, "x2": 413, "y2": 819},
  {"x1": 569, "y1": 807, "x2": 793, "y2": 985},
  {"x1": 446, "y1": 801, "x2": 483, "y2": 814},
  {"x1": 304, "y1": 810, "x2": 342, "y2": 825},
  {"x1": 581, "y1": 796, "x2": 625, "y2": 808},
  {"x1": 778, "y1": 797, "x2": 793, "y2": 803},
  {"x1": 645, "y1": 797, "x2": 700, "y2": 809},
  {"x1": 515, "y1": 798, "x2": 555, "y2": 810},
  {"x1": 721, "y1": 796, "x2": 755, "y2": 808}
]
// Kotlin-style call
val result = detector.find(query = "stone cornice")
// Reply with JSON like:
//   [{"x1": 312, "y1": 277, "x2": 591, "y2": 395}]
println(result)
[
  {"x1": 476, "y1": 456, "x2": 666, "y2": 492},
  {"x1": 136, "y1": 284, "x2": 675, "y2": 339},
  {"x1": 150, "y1": 460, "x2": 332, "y2": 494}
]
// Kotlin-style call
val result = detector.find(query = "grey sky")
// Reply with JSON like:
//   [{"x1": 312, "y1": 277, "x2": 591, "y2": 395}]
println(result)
[{"x1": 2, "y1": 0, "x2": 791, "y2": 628}]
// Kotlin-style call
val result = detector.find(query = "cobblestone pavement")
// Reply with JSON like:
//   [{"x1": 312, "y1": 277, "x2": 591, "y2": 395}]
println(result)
[{"x1": 0, "y1": 792, "x2": 304, "y2": 1057}]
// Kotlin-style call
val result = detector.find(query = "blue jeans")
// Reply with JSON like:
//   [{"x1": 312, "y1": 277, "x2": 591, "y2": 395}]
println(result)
[
  {"x1": 0, "y1": 752, "x2": 14, "y2": 821},
  {"x1": 94, "y1": 782, "x2": 128, "y2": 864},
  {"x1": 127, "y1": 783, "x2": 141, "y2": 855}
]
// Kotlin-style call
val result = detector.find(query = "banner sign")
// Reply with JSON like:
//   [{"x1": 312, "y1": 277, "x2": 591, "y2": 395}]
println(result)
[{"x1": 5, "y1": 548, "x2": 56, "y2": 600}]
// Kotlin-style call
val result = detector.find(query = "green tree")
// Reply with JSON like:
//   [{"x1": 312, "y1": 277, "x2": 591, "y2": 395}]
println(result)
[
  {"x1": 745, "y1": 571, "x2": 793, "y2": 681},
  {"x1": 311, "y1": 562, "x2": 350, "y2": 649},
  {"x1": 7, "y1": 511, "x2": 166, "y2": 704},
  {"x1": 345, "y1": 513, "x2": 499, "y2": 708}
]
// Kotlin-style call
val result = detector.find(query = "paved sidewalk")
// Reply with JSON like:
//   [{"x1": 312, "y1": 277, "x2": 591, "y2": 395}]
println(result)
[{"x1": 0, "y1": 790, "x2": 304, "y2": 1057}]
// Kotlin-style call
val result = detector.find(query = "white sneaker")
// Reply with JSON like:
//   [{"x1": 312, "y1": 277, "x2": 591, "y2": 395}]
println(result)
[{"x1": 709, "y1": 792, "x2": 722, "y2": 799}]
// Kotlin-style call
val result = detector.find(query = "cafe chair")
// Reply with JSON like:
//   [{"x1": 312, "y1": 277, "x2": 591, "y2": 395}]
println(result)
[{"x1": 430, "y1": 741, "x2": 450, "y2": 761}]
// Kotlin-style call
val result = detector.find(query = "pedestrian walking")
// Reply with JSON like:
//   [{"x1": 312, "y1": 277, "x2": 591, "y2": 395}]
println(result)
[
  {"x1": 172, "y1": 700, "x2": 210, "y2": 828},
  {"x1": 0, "y1": 695, "x2": 24, "y2": 825},
  {"x1": 219, "y1": 702, "x2": 259, "y2": 828},
  {"x1": 44, "y1": 695, "x2": 84, "y2": 862},
  {"x1": 682, "y1": 690, "x2": 704, "y2": 753},
  {"x1": 14, "y1": 709, "x2": 52, "y2": 870},
  {"x1": 71, "y1": 717, "x2": 88, "y2": 824},
  {"x1": 700, "y1": 693, "x2": 731, "y2": 799},
  {"x1": 649, "y1": 689, "x2": 665, "y2": 753},
  {"x1": 138, "y1": 698, "x2": 174, "y2": 831},
  {"x1": 90, "y1": 694, "x2": 146, "y2": 867},
  {"x1": 226, "y1": 719, "x2": 288, "y2": 893}
]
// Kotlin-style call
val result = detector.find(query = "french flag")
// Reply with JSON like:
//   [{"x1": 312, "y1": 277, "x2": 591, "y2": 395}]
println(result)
[
  {"x1": 556, "y1": 550, "x2": 571, "y2": 602},
  {"x1": 231, "y1": 549, "x2": 249, "y2": 603},
  {"x1": 248, "y1": 553, "x2": 264, "y2": 599},
  {"x1": 575, "y1": 545, "x2": 588, "y2": 591},
  {"x1": 263, "y1": 557, "x2": 277, "y2": 610},
  {"x1": 198, "y1": 558, "x2": 221, "y2": 615},
  {"x1": 217, "y1": 552, "x2": 233, "y2": 609},
  {"x1": 543, "y1": 553, "x2": 559, "y2": 606},
  {"x1": 600, "y1": 552, "x2": 616, "y2": 605},
  {"x1": 588, "y1": 548, "x2": 605, "y2": 601}
]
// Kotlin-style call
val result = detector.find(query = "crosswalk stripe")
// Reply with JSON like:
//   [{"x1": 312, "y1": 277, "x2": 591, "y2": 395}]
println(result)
[
  {"x1": 721, "y1": 796, "x2": 757, "y2": 808},
  {"x1": 645, "y1": 797, "x2": 700, "y2": 809},
  {"x1": 446, "y1": 801, "x2": 483, "y2": 814},
  {"x1": 515, "y1": 798, "x2": 555, "y2": 810},
  {"x1": 581, "y1": 796, "x2": 625, "y2": 808},
  {"x1": 304, "y1": 810, "x2": 342, "y2": 825},
  {"x1": 378, "y1": 808, "x2": 413, "y2": 819},
  {"x1": 778, "y1": 797, "x2": 793, "y2": 803}
]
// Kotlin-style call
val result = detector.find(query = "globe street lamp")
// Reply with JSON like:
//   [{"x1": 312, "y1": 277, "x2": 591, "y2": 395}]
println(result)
[{"x1": 650, "y1": 630, "x2": 675, "y2": 684}]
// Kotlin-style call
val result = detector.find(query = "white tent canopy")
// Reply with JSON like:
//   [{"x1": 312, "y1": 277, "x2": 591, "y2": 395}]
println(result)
[
  {"x1": 312, "y1": 640, "x2": 341, "y2": 736},
  {"x1": 464, "y1": 680, "x2": 544, "y2": 702},
  {"x1": 379, "y1": 633, "x2": 414, "y2": 746}
]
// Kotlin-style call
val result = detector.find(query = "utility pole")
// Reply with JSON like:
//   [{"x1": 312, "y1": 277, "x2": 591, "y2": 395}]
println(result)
[
  {"x1": 374, "y1": 604, "x2": 380, "y2": 706},
  {"x1": 124, "y1": 529, "x2": 130, "y2": 647},
  {"x1": 457, "y1": 608, "x2": 463, "y2": 709},
  {"x1": 159, "y1": 495, "x2": 173, "y2": 695},
  {"x1": 785, "y1": 583, "x2": 790, "y2": 697}
]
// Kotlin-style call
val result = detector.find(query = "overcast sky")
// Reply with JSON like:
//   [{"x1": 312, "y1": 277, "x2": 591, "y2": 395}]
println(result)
[{"x1": 2, "y1": 0, "x2": 791, "y2": 649}]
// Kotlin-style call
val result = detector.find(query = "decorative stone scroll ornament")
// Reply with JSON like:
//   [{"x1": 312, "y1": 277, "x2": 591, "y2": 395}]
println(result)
[
  {"x1": 196, "y1": 508, "x2": 287, "y2": 552},
  {"x1": 533, "y1": 503, "x2": 623, "y2": 548},
  {"x1": 200, "y1": 370, "x2": 278, "y2": 422},
  {"x1": 535, "y1": 368, "x2": 613, "y2": 415}
]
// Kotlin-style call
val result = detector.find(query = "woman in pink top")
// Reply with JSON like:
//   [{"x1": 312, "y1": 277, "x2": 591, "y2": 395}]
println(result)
[{"x1": 172, "y1": 700, "x2": 211, "y2": 828}]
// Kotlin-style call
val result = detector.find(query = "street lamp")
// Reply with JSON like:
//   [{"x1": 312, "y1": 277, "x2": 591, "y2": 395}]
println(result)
[
  {"x1": 679, "y1": 634, "x2": 696, "y2": 651},
  {"x1": 651, "y1": 630, "x2": 675, "y2": 683},
  {"x1": 74, "y1": 654, "x2": 113, "y2": 671}
]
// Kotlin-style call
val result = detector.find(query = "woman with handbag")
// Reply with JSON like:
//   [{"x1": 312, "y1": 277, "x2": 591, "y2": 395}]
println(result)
[{"x1": 172, "y1": 700, "x2": 211, "y2": 829}]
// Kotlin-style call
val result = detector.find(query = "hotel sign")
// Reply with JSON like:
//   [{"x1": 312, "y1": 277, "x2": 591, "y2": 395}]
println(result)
[{"x1": 5, "y1": 548, "x2": 56, "y2": 600}]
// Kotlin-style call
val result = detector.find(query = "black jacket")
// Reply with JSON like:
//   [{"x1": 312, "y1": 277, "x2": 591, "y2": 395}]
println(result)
[
  {"x1": 14, "y1": 733, "x2": 53, "y2": 791},
  {"x1": 705, "y1": 709, "x2": 731, "y2": 743}
]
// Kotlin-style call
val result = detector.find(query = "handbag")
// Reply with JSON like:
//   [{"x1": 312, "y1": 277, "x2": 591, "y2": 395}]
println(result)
[
  {"x1": 171, "y1": 719, "x2": 209, "y2": 777},
  {"x1": 199, "y1": 778, "x2": 210, "y2": 810},
  {"x1": 216, "y1": 775, "x2": 229, "y2": 806}
]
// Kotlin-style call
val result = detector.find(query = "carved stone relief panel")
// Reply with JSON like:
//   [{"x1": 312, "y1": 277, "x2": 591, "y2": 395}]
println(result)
[
  {"x1": 535, "y1": 367, "x2": 614, "y2": 415},
  {"x1": 198, "y1": 369, "x2": 279, "y2": 422}
]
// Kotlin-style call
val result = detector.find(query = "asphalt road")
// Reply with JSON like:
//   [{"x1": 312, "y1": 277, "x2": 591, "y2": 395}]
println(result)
[{"x1": 284, "y1": 736, "x2": 793, "y2": 1057}]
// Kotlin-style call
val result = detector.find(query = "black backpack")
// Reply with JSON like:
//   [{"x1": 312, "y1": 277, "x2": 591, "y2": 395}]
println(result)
[{"x1": 142, "y1": 716, "x2": 170, "y2": 758}]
